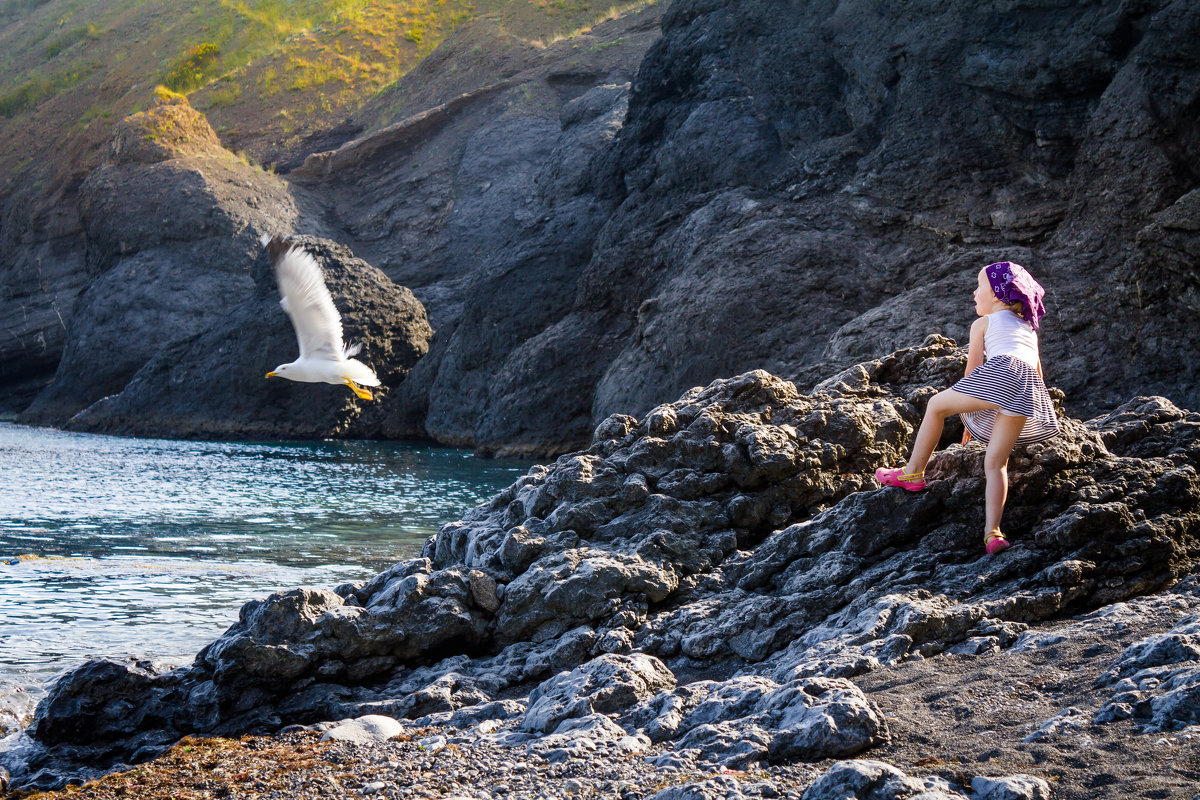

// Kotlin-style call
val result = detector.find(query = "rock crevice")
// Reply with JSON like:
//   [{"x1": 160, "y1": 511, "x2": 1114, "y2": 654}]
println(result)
[{"x1": 11, "y1": 340, "x2": 1199, "y2": 790}]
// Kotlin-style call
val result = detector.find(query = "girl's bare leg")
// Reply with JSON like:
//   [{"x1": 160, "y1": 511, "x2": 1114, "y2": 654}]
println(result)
[
  {"x1": 983, "y1": 413, "x2": 1027, "y2": 534},
  {"x1": 904, "y1": 389, "x2": 1000, "y2": 475}
]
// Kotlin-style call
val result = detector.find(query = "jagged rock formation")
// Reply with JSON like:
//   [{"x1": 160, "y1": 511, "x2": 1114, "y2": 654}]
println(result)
[
  {"x1": 13, "y1": 98, "x2": 432, "y2": 438},
  {"x1": 5, "y1": 2, "x2": 1198, "y2": 452},
  {"x1": 65, "y1": 234, "x2": 432, "y2": 439},
  {"x1": 296, "y1": 0, "x2": 1200, "y2": 456},
  {"x1": 288, "y1": 5, "x2": 668, "y2": 454},
  {"x1": 17, "y1": 96, "x2": 302, "y2": 425},
  {"x1": 12, "y1": 340, "x2": 1200, "y2": 793}
]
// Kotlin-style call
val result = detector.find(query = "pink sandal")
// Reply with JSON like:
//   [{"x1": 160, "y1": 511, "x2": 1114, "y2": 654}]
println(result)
[
  {"x1": 985, "y1": 531, "x2": 1010, "y2": 555},
  {"x1": 875, "y1": 467, "x2": 926, "y2": 491}
]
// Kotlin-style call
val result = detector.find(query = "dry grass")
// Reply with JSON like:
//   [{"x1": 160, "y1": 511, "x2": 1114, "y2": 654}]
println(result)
[
  {"x1": 0, "y1": 0, "x2": 658, "y2": 199},
  {"x1": 526, "y1": 0, "x2": 659, "y2": 48}
]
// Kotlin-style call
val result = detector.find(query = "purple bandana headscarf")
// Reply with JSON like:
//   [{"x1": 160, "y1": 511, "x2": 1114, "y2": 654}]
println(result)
[{"x1": 985, "y1": 261, "x2": 1046, "y2": 330}]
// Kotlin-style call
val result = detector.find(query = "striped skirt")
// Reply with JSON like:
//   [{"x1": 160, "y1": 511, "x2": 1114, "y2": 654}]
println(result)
[{"x1": 955, "y1": 355, "x2": 1060, "y2": 445}]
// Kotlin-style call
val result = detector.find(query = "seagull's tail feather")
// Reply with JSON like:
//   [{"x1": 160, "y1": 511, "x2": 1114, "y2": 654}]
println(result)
[
  {"x1": 343, "y1": 359, "x2": 381, "y2": 387},
  {"x1": 343, "y1": 342, "x2": 362, "y2": 358}
]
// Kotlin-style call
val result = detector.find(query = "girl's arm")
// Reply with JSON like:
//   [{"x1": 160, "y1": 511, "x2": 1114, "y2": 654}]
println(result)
[
  {"x1": 961, "y1": 316, "x2": 988, "y2": 445},
  {"x1": 964, "y1": 316, "x2": 988, "y2": 377}
]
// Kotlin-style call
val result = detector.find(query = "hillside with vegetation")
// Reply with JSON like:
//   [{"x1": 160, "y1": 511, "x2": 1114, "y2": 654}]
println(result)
[{"x1": 0, "y1": 0, "x2": 647, "y2": 194}]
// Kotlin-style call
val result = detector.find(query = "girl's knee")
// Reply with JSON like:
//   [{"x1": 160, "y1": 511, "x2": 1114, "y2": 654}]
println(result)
[
  {"x1": 983, "y1": 453, "x2": 1010, "y2": 475},
  {"x1": 926, "y1": 390, "x2": 958, "y2": 418}
]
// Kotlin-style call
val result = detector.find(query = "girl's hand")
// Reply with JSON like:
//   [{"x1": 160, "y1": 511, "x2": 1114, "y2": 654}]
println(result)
[{"x1": 962, "y1": 429, "x2": 972, "y2": 445}]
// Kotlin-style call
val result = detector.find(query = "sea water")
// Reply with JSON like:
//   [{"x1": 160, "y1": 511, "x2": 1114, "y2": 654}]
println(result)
[{"x1": 0, "y1": 422, "x2": 530, "y2": 736}]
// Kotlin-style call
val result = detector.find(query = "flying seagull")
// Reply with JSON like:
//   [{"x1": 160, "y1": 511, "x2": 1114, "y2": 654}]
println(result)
[{"x1": 262, "y1": 234, "x2": 380, "y2": 400}]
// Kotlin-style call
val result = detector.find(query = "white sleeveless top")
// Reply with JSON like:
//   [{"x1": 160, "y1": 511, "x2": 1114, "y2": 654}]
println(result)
[{"x1": 984, "y1": 310, "x2": 1039, "y2": 367}]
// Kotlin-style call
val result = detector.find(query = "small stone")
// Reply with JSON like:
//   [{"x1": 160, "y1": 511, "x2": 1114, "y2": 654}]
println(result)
[
  {"x1": 971, "y1": 774, "x2": 1052, "y2": 800},
  {"x1": 419, "y1": 734, "x2": 448, "y2": 753},
  {"x1": 470, "y1": 569, "x2": 501, "y2": 612},
  {"x1": 321, "y1": 715, "x2": 404, "y2": 744}
]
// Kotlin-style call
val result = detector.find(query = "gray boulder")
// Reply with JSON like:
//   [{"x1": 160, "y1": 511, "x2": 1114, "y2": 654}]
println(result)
[
  {"x1": 20, "y1": 96, "x2": 300, "y2": 425},
  {"x1": 647, "y1": 776, "x2": 760, "y2": 800},
  {"x1": 521, "y1": 653, "x2": 676, "y2": 733},
  {"x1": 64, "y1": 234, "x2": 431, "y2": 439},
  {"x1": 519, "y1": 713, "x2": 650, "y2": 763},
  {"x1": 800, "y1": 760, "x2": 963, "y2": 800},
  {"x1": 319, "y1": 714, "x2": 403, "y2": 744},
  {"x1": 631, "y1": 675, "x2": 886, "y2": 769},
  {"x1": 971, "y1": 775, "x2": 1053, "y2": 800}
]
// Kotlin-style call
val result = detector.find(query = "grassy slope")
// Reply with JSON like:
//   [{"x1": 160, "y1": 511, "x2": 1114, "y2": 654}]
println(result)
[{"x1": 0, "y1": 0, "x2": 645, "y2": 203}]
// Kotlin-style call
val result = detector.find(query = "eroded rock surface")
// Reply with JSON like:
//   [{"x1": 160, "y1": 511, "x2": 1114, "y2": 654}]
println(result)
[
  {"x1": 13, "y1": 341, "x2": 1200, "y2": 791},
  {"x1": 10, "y1": 2, "x2": 1199, "y2": 455},
  {"x1": 324, "y1": 0, "x2": 1200, "y2": 455},
  {"x1": 61, "y1": 234, "x2": 431, "y2": 440},
  {"x1": 18, "y1": 97, "x2": 301, "y2": 425}
]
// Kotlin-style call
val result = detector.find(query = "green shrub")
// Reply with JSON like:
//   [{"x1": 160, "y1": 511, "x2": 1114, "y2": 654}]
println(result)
[
  {"x1": 164, "y1": 42, "x2": 221, "y2": 93},
  {"x1": 0, "y1": 80, "x2": 43, "y2": 117},
  {"x1": 44, "y1": 24, "x2": 100, "y2": 59}
]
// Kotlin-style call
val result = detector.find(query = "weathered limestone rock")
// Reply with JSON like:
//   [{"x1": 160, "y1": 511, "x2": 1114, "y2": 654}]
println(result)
[
  {"x1": 319, "y1": 715, "x2": 402, "y2": 744},
  {"x1": 16, "y1": 342, "x2": 1200, "y2": 788},
  {"x1": 64, "y1": 235, "x2": 431, "y2": 439},
  {"x1": 971, "y1": 774, "x2": 1053, "y2": 800},
  {"x1": 521, "y1": 653, "x2": 676, "y2": 733},
  {"x1": 623, "y1": 674, "x2": 886, "y2": 769},
  {"x1": 1094, "y1": 614, "x2": 1200, "y2": 732},
  {"x1": 800, "y1": 760, "x2": 958, "y2": 800},
  {"x1": 19, "y1": 97, "x2": 300, "y2": 425}
]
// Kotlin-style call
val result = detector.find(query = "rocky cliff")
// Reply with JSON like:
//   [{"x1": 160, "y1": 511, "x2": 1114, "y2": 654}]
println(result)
[
  {"x1": 5, "y1": 0, "x2": 1198, "y2": 454},
  {"x1": 12, "y1": 98, "x2": 432, "y2": 436},
  {"x1": 314, "y1": 0, "x2": 1200, "y2": 455},
  {"x1": 7, "y1": 340, "x2": 1199, "y2": 797}
]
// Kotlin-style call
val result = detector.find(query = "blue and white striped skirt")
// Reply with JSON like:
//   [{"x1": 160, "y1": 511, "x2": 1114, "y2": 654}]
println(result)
[{"x1": 955, "y1": 355, "x2": 1059, "y2": 445}]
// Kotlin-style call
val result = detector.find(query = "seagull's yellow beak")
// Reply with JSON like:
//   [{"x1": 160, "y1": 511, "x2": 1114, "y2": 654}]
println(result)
[{"x1": 265, "y1": 371, "x2": 278, "y2": 378}]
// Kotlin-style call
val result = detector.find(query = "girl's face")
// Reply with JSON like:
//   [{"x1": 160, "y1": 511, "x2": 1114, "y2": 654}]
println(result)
[{"x1": 974, "y1": 269, "x2": 999, "y2": 316}]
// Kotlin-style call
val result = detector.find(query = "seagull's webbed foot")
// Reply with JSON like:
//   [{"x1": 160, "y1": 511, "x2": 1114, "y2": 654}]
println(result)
[{"x1": 345, "y1": 379, "x2": 373, "y2": 400}]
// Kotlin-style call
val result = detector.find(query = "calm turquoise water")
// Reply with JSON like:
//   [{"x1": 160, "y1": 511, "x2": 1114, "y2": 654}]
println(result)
[{"x1": 0, "y1": 422, "x2": 529, "y2": 735}]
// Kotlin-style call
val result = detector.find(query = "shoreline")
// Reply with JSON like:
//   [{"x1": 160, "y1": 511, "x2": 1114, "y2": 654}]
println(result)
[
  {"x1": 9, "y1": 582, "x2": 1200, "y2": 800},
  {"x1": 6, "y1": 362, "x2": 1200, "y2": 798}
]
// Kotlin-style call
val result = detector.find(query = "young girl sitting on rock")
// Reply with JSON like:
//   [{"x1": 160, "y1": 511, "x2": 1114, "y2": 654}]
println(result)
[{"x1": 875, "y1": 261, "x2": 1059, "y2": 554}]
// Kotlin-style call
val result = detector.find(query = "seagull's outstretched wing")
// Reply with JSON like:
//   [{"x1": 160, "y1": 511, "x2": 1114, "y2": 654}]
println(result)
[{"x1": 265, "y1": 237, "x2": 345, "y2": 360}]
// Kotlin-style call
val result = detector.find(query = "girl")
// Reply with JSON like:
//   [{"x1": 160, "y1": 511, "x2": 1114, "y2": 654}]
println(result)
[{"x1": 875, "y1": 262, "x2": 1059, "y2": 554}]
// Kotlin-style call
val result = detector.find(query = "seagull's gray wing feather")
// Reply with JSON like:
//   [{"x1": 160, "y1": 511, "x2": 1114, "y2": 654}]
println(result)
[{"x1": 272, "y1": 244, "x2": 344, "y2": 361}]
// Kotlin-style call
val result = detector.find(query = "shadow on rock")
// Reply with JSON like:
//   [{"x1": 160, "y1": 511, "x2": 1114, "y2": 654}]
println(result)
[
  {"x1": 63, "y1": 235, "x2": 432, "y2": 440},
  {"x1": 12, "y1": 337, "x2": 1200, "y2": 788}
]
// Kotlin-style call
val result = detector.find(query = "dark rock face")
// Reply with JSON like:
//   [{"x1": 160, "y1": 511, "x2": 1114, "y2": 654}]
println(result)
[
  {"x1": 65, "y1": 235, "x2": 432, "y2": 440},
  {"x1": 0, "y1": 202, "x2": 85, "y2": 415},
  {"x1": 291, "y1": 6, "x2": 666, "y2": 455},
  {"x1": 6, "y1": 2, "x2": 1197, "y2": 454},
  {"x1": 570, "y1": 0, "x2": 1200, "y2": 443},
  {"x1": 16, "y1": 340, "x2": 1200, "y2": 786},
  {"x1": 304, "y1": 0, "x2": 1200, "y2": 455},
  {"x1": 18, "y1": 97, "x2": 301, "y2": 426}
]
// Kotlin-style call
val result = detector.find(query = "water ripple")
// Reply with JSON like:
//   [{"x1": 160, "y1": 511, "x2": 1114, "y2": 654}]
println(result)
[{"x1": 0, "y1": 423, "x2": 531, "y2": 734}]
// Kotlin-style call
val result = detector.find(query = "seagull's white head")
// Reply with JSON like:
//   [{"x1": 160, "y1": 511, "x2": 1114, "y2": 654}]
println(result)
[{"x1": 265, "y1": 362, "x2": 292, "y2": 379}]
